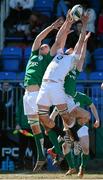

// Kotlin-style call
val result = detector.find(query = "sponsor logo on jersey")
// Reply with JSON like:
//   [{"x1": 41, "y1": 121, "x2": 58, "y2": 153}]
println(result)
[
  {"x1": 56, "y1": 55, "x2": 63, "y2": 63},
  {"x1": 38, "y1": 55, "x2": 43, "y2": 61},
  {"x1": 30, "y1": 62, "x2": 38, "y2": 66}
]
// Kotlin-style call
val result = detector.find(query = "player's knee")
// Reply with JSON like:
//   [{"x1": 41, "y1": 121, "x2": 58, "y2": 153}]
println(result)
[
  {"x1": 78, "y1": 116, "x2": 90, "y2": 125},
  {"x1": 82, "y1": 145, "x2": 89, "y2": 155},
  {"x1": 38, "y1": 108, "x2": 55, "y2": 128},
  {"x1": 28, "y1": 118, "x2": 41, "y2": 134},
  {"x1": 41, "y1": 117, "x2": 55, "y2": 129},
  {"x1": 59, "y1": 108, "x2": 69, "y2": 123}
]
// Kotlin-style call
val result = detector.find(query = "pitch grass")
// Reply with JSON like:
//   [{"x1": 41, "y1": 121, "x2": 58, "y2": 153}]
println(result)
[{"x1": 0, "y1": 171, "x2": 103, "y2": 180}]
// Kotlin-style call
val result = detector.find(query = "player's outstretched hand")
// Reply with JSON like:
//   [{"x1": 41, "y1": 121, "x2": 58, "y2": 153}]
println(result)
[
  {"x1": 51, "y1": 17, "x2": 64, "y2": 30},
  {"x1": 84, "y1": 32, "x2": 91, "y2": 42},
  {"x1": 66, "y1": 9, "x2": 74, "y2": 23},
  {"x1": 94, "y1": 120, "x2": 100, "y2": 128},
  {"x1": 81, "y1": 14, "x2": 89, "y2": 25}
]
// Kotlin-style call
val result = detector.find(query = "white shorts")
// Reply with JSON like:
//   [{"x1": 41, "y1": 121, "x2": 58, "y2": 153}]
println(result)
[
  {"x1": 66, "y1": 95, "x2": 79, "y2": 113},
  {"x1": 23, "y1": 91, "x2": 39, "y2": 115},
  {"x1": 77, "y1": 125, "x2": 89, "y2": 138},
  {"x1": 36, "y1": 81, "x2": 66, "y2": 106}
]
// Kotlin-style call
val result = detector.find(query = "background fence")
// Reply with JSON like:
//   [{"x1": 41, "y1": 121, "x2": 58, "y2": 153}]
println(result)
[{"x1": 0, "y1": 80, "x2": 103, "y2": 130}]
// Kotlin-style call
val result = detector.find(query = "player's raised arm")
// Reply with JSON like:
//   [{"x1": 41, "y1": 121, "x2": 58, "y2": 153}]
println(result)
[
  {"x1": 89, "y1": 103, "x2": 100, "y2": 128},
  {"x1": 50, "y1": 11, "x2": 74, "y2": 56},
  {"x1": 74, "y1": 15, "x2": 88, "y2": 55},
  {"x1": 32, "y1": 18, "x2": 64, "y2": 51},
  {"x1": 76, "y1": 32, "x2": 91, "y2": 71}
]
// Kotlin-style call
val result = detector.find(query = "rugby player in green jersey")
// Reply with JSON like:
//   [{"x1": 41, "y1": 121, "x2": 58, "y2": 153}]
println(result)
[{"x1": 23, "y1": 18, "x2": 63, "y2": 172}]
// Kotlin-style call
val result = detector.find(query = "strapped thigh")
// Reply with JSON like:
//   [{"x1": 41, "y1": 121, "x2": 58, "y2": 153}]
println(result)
[
  {"x1": 58, "y1": 107, "x2": 68, "y2": 116},
  {"x1": 38, "y1": 109, "x2": 49, "y2": 116}
]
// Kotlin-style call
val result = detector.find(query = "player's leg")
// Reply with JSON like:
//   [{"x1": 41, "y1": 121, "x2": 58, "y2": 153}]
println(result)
[
  {"x1": 38, "y1": 104, "x2": 63, "y2": 157},
  {"x1": 73, "y1": 141, "x2": 81, "y2": 170},
  {"x1": 37, "y1": 82, "x2": 67, "y2": 154},
  {"x1": 77, "y1": 126, "x2": 89, "y2": 178},
  {"x1": 23, "y1": 91, "x2": 46, "y2": 171},
  {"x1": 70, "y1": 106, "x2": 90, "y2": 125},
  {"x1": 62, "y1": 131, "x2": 77, "y2": 175}
]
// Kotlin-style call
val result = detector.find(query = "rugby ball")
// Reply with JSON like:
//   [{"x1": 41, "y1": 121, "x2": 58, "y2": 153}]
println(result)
[{"x1": 71, "y1": 4, "x2": 84, "y2": 21}]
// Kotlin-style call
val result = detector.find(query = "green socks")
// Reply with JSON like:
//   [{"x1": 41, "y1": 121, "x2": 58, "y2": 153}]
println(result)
[
  {"x1": 74, "y1": 154, "x2": 80, "y2": 169},
  {"x1": 65, "y1": 152, "x2": 75, "y2": 169},
  {"x1": 48, "y1": 129, "x2": 63, "y2": 155},
  {"x1": 34, "y1": 133, "x2": 45, "y2": 161},
  {"x1": 81, "y1": 153, "x2": 89, "y2": 169}
]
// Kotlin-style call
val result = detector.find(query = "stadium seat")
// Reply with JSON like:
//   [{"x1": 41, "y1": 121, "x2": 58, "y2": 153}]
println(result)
[
  {"x1": 2, "y1": 46, "x2": 22, "y2": 59},
  {"x1": 1, "y1": 46, "x2": 22, "y2": 71},
  {"x1": 33, "y1": 0, "x2": 54, "y2": 17},
  {"x1": 89, "y1": 72, "x2": 103, "y2": 80},
  {"x1": 77, "y1": 72, "x2": 87, "y2": 80},
  {"x1": 95, "y1": 60, "x2": 103, "y2": 71},
  {"x1": 0, "y1": 72, "x2": 17, "y2": 80},
  {"x1": 93, "y1": 48, "x2": 103, "y2": 71},
  {"x1": 16, "y1": 72, "x2": 25, "y2": 80},
  {"x1": 93, "y1": 48, "x2": 103, "y2": 56},
  {"x1": 24, "y1": 47, "x2": 31, "y2": 65}
]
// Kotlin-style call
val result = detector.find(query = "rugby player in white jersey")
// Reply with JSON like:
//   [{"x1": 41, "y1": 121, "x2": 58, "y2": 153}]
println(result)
[{"x1": 36, "y1": 13, "x2": 90, "y2": 162}]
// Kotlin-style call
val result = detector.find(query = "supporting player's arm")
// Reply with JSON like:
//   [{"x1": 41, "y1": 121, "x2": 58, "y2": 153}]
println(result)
[
  {"x1": 74, "y1": 15, "x2": 88, "y2": 55},
  {"x1": 76, "y1": 32, "x2": 91, "y2": 71},
  {"x1": 50, "y1": 11, "x2": 74, "y2": 56},
  {"x1": 89, "y1": 103, "x2": 100, "y2": 128},
  {"x1": 32, "y1": 18, "x2": 64, "y2": 51}
]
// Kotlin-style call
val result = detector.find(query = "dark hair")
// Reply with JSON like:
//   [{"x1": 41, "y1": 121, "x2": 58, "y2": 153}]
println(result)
[
  {"x1": 76, "y1": 20, "x2": 82, "y2": 25},
  {"x1": 80, "y1": 0, "x2": 91, "y2": 9}
]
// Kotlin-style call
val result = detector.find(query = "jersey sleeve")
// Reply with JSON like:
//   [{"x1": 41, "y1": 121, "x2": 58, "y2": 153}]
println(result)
[
  {"x1": 84, "y1": 94, "x2": 93, "y2": 106},
  {"x1": 56, "y1": 48, "x2": 64, "y2": 55},
  {"x1": 31, "y1": 49, "x2": 39, "y2": 56}
]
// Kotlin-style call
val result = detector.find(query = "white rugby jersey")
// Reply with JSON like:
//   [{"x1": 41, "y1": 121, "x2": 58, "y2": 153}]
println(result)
[{"x1": 43, "y1": 49, "x2": 79, "y2": 82}]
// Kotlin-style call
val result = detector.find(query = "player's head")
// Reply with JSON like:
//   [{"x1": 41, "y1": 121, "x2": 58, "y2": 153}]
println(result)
[
  {"x1": 65, "y1": 48, "x2": 74, "y2": 55},
  {"x1": 39, "y1": 44, "x2": 50, "y2": 55},
  {"x1": 2, "y1": 81, "x2": 11, "y2": 91},
  {"x1": 76, "y1": 21, "x2": 82, "y2": 33}
]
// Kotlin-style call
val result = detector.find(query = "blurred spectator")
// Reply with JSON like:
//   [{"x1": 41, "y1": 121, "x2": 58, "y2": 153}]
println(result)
[
  {"x1": 88, "y1": 0, "x2": 100, "y2": 17},
  {"x1": 15, "y1": 95, "x2": 36, "y2": 170},
  {"x1": 32, "y1": 0, "x2": 54, "y2": 18},
  {"x1": 24, "y1": 0, "x2": 55, "y2": 38},
  {"x1": 24, "y1": 12, "x2": 50, "y2": 39},
  {"x1": 97, "y1": 8, "x2": 103, "y2": 46},
  {"x1": 81, "y1": 0, "x2": 97, "y2": 52},
  {"x1": 4, "y1": 0, "x2": 34, "y2": 34},
  {"x1": 56, "y1": 0, "x2": 68, "y2": 18},
  {"x1": 81, "y1": 0, "x2": 96, "y2": 52},
  {"x1": 0, "y1": 82, "x2": 15, "y2": 129}
]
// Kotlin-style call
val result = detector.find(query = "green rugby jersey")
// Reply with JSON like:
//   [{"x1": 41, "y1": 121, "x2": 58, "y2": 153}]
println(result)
[
  {"x1": 24, "y1": 50, "x2": 52, "y2": 87},
  {"x1": 64, "y1": 67, "x2": 80, "y2": 96},
  {"x1": 74, "y1": 92, "x2": 92, "y2": 108}
]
